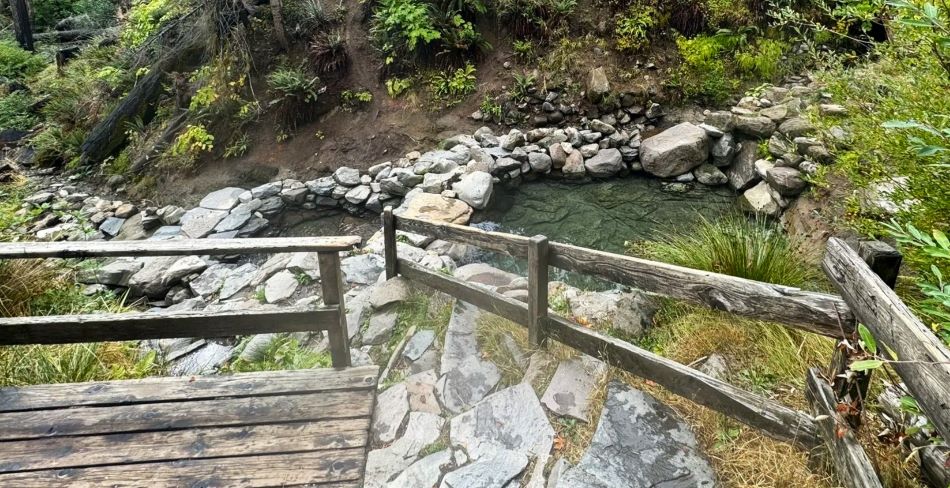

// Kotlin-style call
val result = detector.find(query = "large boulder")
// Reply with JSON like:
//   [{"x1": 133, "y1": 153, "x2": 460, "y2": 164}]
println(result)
[
  {"x1": 725, "y1": 141, "x2": 760, "y2": 191},
  {"x1": 734, "y1": 115, "x2": 776, "y2": 139},
  {"x1": 765, "y1": 166, "x2": 807, "y2": 196},
  {"x1": 584, "y1": 148, "x2": 623, "y2": 178},
  {"x1": 452, "y1": 171, "x2": 494, "y2": 210},
  {"x1": 739, "y1": 181, "x2": 781, "y2": 217},
  {"x1": 395, "y1": 192, "x2": 473, "y2": 224},
  {"x1": 437, "y1": 301, "x2": 501, "y2": 414},
  {"x1": 559, "y1": 381, "x2": 717, "y2": 487},
  {"x1": 450, "y1": 382, "x2": 555, "y2": 460},
  {"x1": 640, "y1": 123, "x2": 709, "y2": 178}
]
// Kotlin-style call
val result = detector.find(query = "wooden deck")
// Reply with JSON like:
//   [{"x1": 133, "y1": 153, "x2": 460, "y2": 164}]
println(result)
[{"x1": 0, "y1": 365, "x2": 379, "y2": 487}]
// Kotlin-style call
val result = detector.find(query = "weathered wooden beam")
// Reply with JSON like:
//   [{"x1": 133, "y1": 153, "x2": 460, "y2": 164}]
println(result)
[
  {"x1": 319, "y1": 251, "x2": 351, "y2": 368},
  {"x1": 0, "y1": 308, "x2": 339, "y2": 345},
  {"x1": 396, "y1": 258, "x2": 529, "y2": 325},
  {"x1": 822, "y1": 237, "x2": 950, "y2": 444},
  {"x1": 394, "y1": 215, "x2": 530, "y2": 257},
  {"x1": 527, "y1": 235, "x2": 549, "y2": 347},
  {"x1": 0, "y1": 236, "x2": 361, "y2": 259},
  {"x1": 805, "y1": 368, "x2": 884, "y2": 488},
  {"x1": 0, "y1": 366, "x2": 379, "y2": 412},
  {"x1": 549, "y1": 241, "x2": 854, "y2": 337},
  {"x1": 382, "y1": 206, "x2": 398, "y2": 280},
  {"x1": 545, "y1": 314, "x2": 821, "y2": 449}
]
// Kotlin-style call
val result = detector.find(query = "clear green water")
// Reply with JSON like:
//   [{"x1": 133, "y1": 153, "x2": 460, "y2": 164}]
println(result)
[{"x1": 471, "y1": 176, "x2": 738, "y2": 288}]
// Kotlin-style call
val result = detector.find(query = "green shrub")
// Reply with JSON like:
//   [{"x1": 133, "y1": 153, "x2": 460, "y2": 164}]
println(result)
[
  {"x1": 614, "y1": 6, "x2": 657, "y2": 52},
  {"x1": 496, "y1": 0, "x2": 576, "y2": 38},
  {"x1": 266, "y1": 66, "x2": 321, "y2": 130},
  {"x1": 121, "y1": 0, "x2": 179, "y2": 48},
  {"x1": 386, "y1": 77, "x2": 412, "y2": 98},
  {"x1": 0, "y1": 91, "x2": 37, "y2": 131},
  {"x1": 627, "y1": 216, "x2": 822, "y2": 289},
  {"x1": 430, "y1": 62, "x2": 477, "y2": 101},
  {"x1": 340, "y1": 89, "x2": 373, "y2": 109},
  {"x1": 370, "y1": 0, "x2": 442, "y2": 65},
  {"x1": 31, "y1": 124, "x2": 85, "y2": 166},
  {"x1": 0, "y1": 41, "x2": 46, "y2": 80},
  {"x1": 513, "y1": 39, "x2": 535, "y2": 61},
  {"x1": 671, "y1": 35, "x2": 735, "y2": 104},
  {"x1": 884, "y1": 220, "x2": 950, "y2": 345},
  {"x1": 734, "y1": 38, "x2": 788, "y2": 80}
]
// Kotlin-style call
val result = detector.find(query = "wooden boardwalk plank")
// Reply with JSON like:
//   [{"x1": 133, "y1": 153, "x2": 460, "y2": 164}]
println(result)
[
  {"x1": 0, "y1": 366, "x2": 379, "y2": 412},
  {"x1": 0, "y1": 448, "x2": 366, "y2": 487},
  {"x1": 0, "y1": 418, "x2": 370, "y2": 473},
  {"x1": 0, "y1": 390, "x2": 373, "y2": 441}
]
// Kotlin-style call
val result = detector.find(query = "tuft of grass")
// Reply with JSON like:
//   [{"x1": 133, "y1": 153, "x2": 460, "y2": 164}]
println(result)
[
  {"x1": 475, "y1": 314, "x2": 535, "y2": 388},
  {"x1": 225, "y1": 335, "x2": 330, "y2": 373},
  {"x1": 628, "y1": 215, "x2": 824, "y2": 289},
  {"x1": 0, "y1": 343, "x2": 160, "y2": 387},
  {"x1": 396, "y1": 291, "x2": 453, "y2": 348}
]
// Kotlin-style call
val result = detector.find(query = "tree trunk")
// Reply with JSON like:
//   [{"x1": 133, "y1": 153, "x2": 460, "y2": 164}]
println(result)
[
  {"x1": 9, "y1": 0, "x2": 34, "y2": 51},
  {"x1": 270, "y1": 0, "x2": 289, "y2": 52}
]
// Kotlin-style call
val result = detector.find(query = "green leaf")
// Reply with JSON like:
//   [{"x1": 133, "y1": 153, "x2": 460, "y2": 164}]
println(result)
[
  {"x1": 850, "y1": 359, "x2": 884, "y2": 371},
  {"x1": 933, "y1": 229, "x2": 950, "y2": 250},
  {"x1": 858, "y1": 324, "x2": 878, "y2": 355}
]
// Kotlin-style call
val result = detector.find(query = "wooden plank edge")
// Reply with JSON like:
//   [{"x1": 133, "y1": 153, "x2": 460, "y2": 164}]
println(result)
[
  {"x1": 805, "y1": 368, "x2": 884, "y2": 488},
  {"x1": 0, "y1": 308, "x2": 340, "y2": 345},
  {"x1": 0, "y1": 236, "x2": 362, "y2": 259},
  {"x1": 549, "y1": 241, "x2": 854, "y2": 337},
  {"x1": 0, "y1": 366, "x2": 380, "y2": 412}
]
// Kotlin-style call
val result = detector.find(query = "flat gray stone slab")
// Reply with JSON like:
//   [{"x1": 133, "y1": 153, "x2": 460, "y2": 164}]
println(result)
[
  {"x1": 341, "y1": 253, "x2": 385, "y2": 285},
  {"x1": 180, "y1": 207, "x2": 228, "y2": 238},
  {"x1": 363, "y1": 309, "x2": 398, "y2": 345},
  {"x1": 199, "y1": 187, "x2": 245, "y2": 210},
  {"x1": 373, "y1": 382, "x2": 409, "y2": 443},
  {"x1": 264, "y1": 270, "x2": 298, "y2": 303},
  {"x1": 450, "y1": 382, "x2": 554, "y2": 461},
  {"x1": 403, "y1": 329, "x2": 436, "y2": 361},
  {"x1": 169, "y1": 342, "x2": 233, "y2": 376},
  {"x1": 440, "y1": 449, "x2": 528, "y2": 488},
  {"x1": 365, "y1": 412, "x2": 445, "y2": 488},
  {"x1": 190, "y1": 264, "x2": 234, "y2": 297},
  {"x1": 391, "y1": 449, "x2": 452, "y2": 488},
  {"x1": 437, "y1": 301, "x2": 500, "y2": 414},
  {"x1": 558, "y1": 381, "x2": 717, "y2": 488},
  {"x1": 219, "y1": 263, "x2": 258, "y2": 300},
  {"x1": 405, "y1": 369, "x2": 441, "y2": 414},
  {"x1": 370, "y1": 277, "x2": 411, "y2": 309},
  {"x1": 541, "y1": 355, "x2": 606, "y2": 422}
]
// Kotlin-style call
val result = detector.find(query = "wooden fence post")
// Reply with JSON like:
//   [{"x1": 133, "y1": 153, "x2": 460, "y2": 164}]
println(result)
[
  {"x1": 528, "y1": 235, "x2": 549, "y2": 347},
  {"x1": 382, "y1": 206, "x2": 397, "y2": 280},
  {"x1": 319, "y1": 251, "x2": 351, "y2": 368},
  {"x1": 827, "y1": 240, "x2": 902, "y2": 427}
]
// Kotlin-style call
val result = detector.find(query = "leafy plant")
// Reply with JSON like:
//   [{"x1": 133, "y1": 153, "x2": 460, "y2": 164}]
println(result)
[
  {"x1": 370, "y1": 0, "x2": 441, "y2": 64},
  {"x1": 882, "y1": 118, "x2": 950, "y2": 166},
  {"x1": 887, "y1": 0, "x2": 950, "y2": 76},
  {"x1": 266, "y1": 66, "x2": 322, "y2": 130},
  {"x1": 171, "y1": 124, "x2": 214, "y2": 157},
  {"x1": 670, "y1": 34, "x2": 735, "y2": 104},
  {"x1": 0, "y1": 92, "x2": 38, "y2": 131},
  {"x1": 511, "y1": 72, "x2": 536, "y2": 102},
  {"x1": 223, "y1": 133, "x2": 250, "y2": 158},
  {"x1": 430, "y1": 63, "x2": 477, "y2": 101},
  {"x1": 884, "y1": 220, "x2": 950, "y2": 344},
  {"x1": 513, "y1": 39, "x2": 535, "y2": 61},
  {"x1": 479, "y1": 95, "x2": 503, "y2": 122},
  {"x1": 0, "y1": 41, "x2": 46, "y2": 80},
  {"x1": 386, "y1": 77, "x2": 412, "y2": 98},
  {"x1": 310, "y1": 30, "x2": 349, "y2": 74},
  {"x1": 734, "y1": 38, "x2": 788, "y2": 80},
  {"x1": 340, "y1": 89, "x2": 373, "y2": 109},
  {"x1": 120, "y1": 0, "x2": 179, "y2": 48},
  {"x1": 615, "y1": 6, "x2": 657, "y2": 52}
]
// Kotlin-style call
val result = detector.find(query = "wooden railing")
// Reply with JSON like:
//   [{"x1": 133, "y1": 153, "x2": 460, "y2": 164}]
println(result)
[
  {"x1": 383, "y1": 206, "x2": 950, "y2": 488},
  {"x1": 0, "y1": 236, "x2": 361, "y2": 367}
]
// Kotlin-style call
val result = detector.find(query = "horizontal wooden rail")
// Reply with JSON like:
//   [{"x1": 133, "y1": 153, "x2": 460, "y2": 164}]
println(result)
[
  {"x1": 0, "y1": 308, "x2": 339, "y2": 346},
  {"x1": 0, "y1": 236, "x2": 361, "y2": 260},
  {"x1": 549, "y1": 242, "x2": 854, "y2": 337},
  {"x1": 823, "y1": 237, "x2": 950, "y2": 443},
  {"x1": 805, "y1": 368, "x2": 883, "y2": 488},
  {"x1": 545, "y1": 314, "x2": 820, "y2": 448},
  {"x1": 396, "y1": 258, "x2": 529, "y2": 324},
  {"x1": 394, "y1": 216, "x2": 530, "y2": 257}
]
